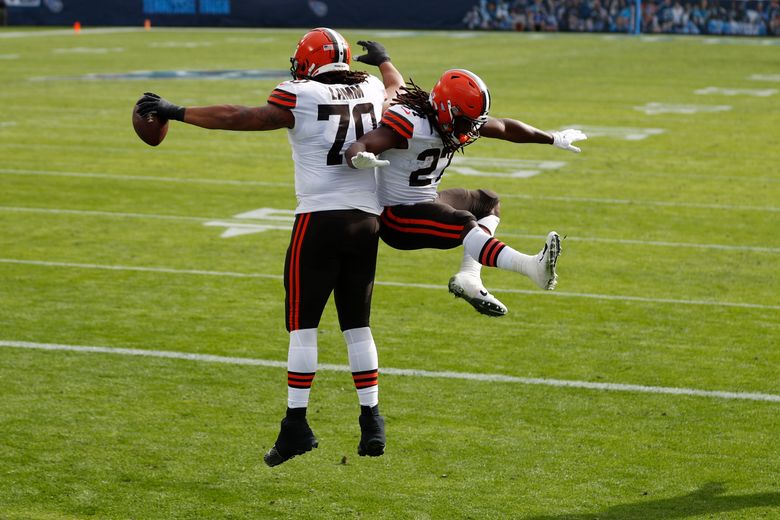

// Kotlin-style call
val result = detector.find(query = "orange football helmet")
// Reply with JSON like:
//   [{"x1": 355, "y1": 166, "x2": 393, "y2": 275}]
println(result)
[
  {"x1": 429, "y1": 69, "x2": 491, "y2": 149},
  {"x1": 290, "y1": 27, "x2": 352, "y2": 80}
]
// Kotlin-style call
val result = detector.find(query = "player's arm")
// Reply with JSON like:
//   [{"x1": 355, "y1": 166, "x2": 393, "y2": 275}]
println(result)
[
  {"x1": 345, "y1": 126, "x2": 405, "y2": 169},
  {"x1": 355, "y1": 40, "x2": 404, "y2": 110},
  {"x1": 136, "y1": 93, "x2": 294, "y2": 131},
  {"x1": 479, "y1": 116, "x2": 586, "y2": 153},
  {"x1": 378, "y1": 61, "x2": 404, "y2": 111},
  {"x1": 183, "y1": 104, "x2": 293, "y2": 130},
  {"x1": 479, "y1": 116, "x2": 553, "y2": 144}
]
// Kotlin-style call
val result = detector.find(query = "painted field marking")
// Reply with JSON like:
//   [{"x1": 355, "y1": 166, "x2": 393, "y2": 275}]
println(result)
[
  {"x1": 0, "y1": 28, "x2": 143, "y2": 38},
  {"x1": 3, "y1": 166, "x2": 778, "y2": 186},
  {"x1": 557, "y1": 125, "x2": 666, "y2": 141},
  {"x1": 703, "y1": 38, "x2": 780, "y2": 46},
  {"x1": 1, "y1": 258, "x2": 778, "y2": 311},
  {"x1": 1, "y1": 205, "x2": 779, "y2": 253},
  {"x1": 448, "y1": 157, "x2": 566, "y2": 179},
  {"x1": 498, "y1": 194, "x2": 779, "y2": 213},
  {"x1": 749, "y1": 74, "x2": 780, "y2": 82},
  {"x1": 2, "y1": 340, "x2": 778, "y2": 403},
  {"x1": 0, "y1": 168, "x2": 292, "y2": 187},
  {"x1": 53, "y1": 47, "x2": 125, "y2": 54},
  {"x1": 204, "y1": 208, "x2": 295, "y2": 238},
  {"x1": 695, "y1": 86, "x2": 777, "y2": 97},
  {"x1": 148, "y1": 42, "x2": 213, "y2": 48},
  {"x1": 0, "y1": 54, "x2": 20, "y2": 59},
  {"x1": 635, "y1": 103, "x2": 732, "y2": 115}
]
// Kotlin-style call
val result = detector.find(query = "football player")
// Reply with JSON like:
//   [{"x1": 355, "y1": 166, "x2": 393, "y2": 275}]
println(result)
[
  {"x1": 136, "y1": 29, "x2": 404, "y2": 466},
  {"x1": 345, "y1": 69, "x2": 586, "y2": 317}
]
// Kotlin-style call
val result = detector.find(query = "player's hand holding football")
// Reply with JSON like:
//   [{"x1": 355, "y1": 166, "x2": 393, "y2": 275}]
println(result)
[
  {"x1": 355, "y1": 40, "x2": 391, "y2": 66},
  {"x1": 350, "y1": 151, "x2": 390, "y2": 169},
  {"x1": 136, "y1": 92, "x2": 186, "y2": 122},
  {"x1": 551, "y1": 129, "x2": 587, "y2": 153}
]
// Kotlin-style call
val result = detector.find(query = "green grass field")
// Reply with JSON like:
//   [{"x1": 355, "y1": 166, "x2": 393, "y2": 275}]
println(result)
[{"x1": 1, "y1": 27, "x2": 779, "y2": 519}]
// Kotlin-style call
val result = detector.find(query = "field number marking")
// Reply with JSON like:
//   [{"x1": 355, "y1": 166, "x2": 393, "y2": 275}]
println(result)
[
  {"x1": 635, "y1": 103, "x2": 732, "y2": 115},
  {"x1": 695, "y1": 87, "x2": 777, "y2": 97}
]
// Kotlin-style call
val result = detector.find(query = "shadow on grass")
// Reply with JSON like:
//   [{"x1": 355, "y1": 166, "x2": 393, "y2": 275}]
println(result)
[{"x1": 524, "y1": 483, "x2": 780, "y2": 520}]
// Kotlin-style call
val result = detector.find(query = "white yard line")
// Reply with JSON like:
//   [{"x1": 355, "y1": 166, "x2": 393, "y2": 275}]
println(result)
[
  {"x1": 3, "y1": 166, "x2": 779, "y2": 185},
  {"x1": 501, "y1": 193, "x2": 780, "y2": 213},
  {"x1": 3, "y1": 166, "x2": 777, "y2": 212},
  {"x1": 1, "y1": 204, "x2": 777, "y2": 253},
  {"x1": 1, "y1": 258, "x2": 778, "y2": 310},
  {"x1": 1, "y1": 340, "x2": 778, "y2": 403},
  {"x1": 0, "y1": 206, "x2": 213, "y2": 222},
  {"x1": 0, "y1": 28, "x2": 144, "y2": 38},
  {"x1": 0, "y1": 168, "x2": 292, "y2": 187},
  {"x1": 501, "y1": 233, "x2": 780, "y2": 253}
]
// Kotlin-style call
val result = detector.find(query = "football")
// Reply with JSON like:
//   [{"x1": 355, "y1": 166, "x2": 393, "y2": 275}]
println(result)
[{"x1": 132, "y1": 101, "x2": 169, "y2": 146}]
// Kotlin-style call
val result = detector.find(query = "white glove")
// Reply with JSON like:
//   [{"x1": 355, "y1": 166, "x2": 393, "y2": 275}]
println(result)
[
  {"x1": 551, "y1": 129, "x2": 587, "y2": 153},
  {"x1": 350, "y1": 151, "x2": 390, "y2": 169}
]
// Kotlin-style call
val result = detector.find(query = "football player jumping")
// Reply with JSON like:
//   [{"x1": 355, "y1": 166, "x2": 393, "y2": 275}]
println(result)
[
  {"x1": 136, "y1": 29, "x2": 404, "y2": 466},
  {"x1": 345, "y1": 69, "x2": 586, "y2": 317}
]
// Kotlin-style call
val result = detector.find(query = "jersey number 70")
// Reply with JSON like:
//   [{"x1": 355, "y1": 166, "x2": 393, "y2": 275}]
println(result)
[{"x1": 318, "y1": 103, "x2": 377, "y2": 166}]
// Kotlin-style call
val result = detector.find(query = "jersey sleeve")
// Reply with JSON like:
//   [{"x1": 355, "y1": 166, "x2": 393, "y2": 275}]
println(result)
[
  {"x1": 380, "y1": 105, "x2": 415, "y2": 140},
  {"x1": 267, "y1": 81, "x2": 298, "y2": 109}
]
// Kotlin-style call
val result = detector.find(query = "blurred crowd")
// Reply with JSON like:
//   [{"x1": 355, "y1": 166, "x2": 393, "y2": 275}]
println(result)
[{"x1": 462, "y1": 0, "x2": 780, "y2": 35}]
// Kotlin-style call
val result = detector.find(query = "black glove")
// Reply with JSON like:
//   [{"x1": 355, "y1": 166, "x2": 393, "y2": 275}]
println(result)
[
  {"x1": 355, "y1": 40, "x2": 390, "y2": 67},
  {"x1": 136, "y1": 92, "x2": 185, "y2": 121}
]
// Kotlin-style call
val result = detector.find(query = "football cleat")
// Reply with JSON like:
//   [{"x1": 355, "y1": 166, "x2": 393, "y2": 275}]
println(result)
[
  {"x1": 357, "y1": 410, "x2": 386, "y2": 457},
  {"x1": 529, "y1": 231, "x2": 561, "y2": 291},
  {"x1": 264, "y1": 416, "x2": 318, "y2": 467},
  {"x1": 448, "y1": 273, "x2": 508, "y2": 317}
]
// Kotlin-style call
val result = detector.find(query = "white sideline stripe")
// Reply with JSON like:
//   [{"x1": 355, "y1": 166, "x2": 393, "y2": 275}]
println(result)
[
  {"x1": 4, "y1": 166, "x2": 779, "y2": 185},
  {"x1": 0, "y1": 168, "x2": 292, "y2": 188},
  {"x1": 501, "y1": 193, "x2": 780, "y2": 213},
  {"x1": 1, "y1": 205, "x2": 778, "y2": 254},
  {"x1": 0, "y1": 28, "x2": 143, "y2": 39},
  {"x1": 2, "y1": 258, "x2": 779, "y2": 310},
  {"x1": 0, "y1": 206, "x2": 213, "y2": 222},
  {"x1": 0, "y1": 259, "x2": 282, "y2": 280},
  {"x1": 501, "y1": 233, "x2": 780, "y2": 253},
  {"x1": 2, "y1": 165, "x2": 778, "y2": 212},
  {"x1": 2, "y1": 340, "x2": 778, "y2": 403}
]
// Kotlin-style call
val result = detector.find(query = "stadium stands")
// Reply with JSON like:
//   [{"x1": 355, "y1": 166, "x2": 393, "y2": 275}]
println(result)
[{"x1": 463, "y1": 0, "x2": 780, "y2": 35}]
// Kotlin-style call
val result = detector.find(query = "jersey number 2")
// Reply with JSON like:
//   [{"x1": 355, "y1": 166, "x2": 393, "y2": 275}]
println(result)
[{"x1": 318, "y1": 103, "x2": 377, "y2": 166}]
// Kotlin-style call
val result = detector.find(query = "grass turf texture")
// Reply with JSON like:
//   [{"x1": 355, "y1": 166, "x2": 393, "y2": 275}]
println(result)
[{"x1": 1, "y1": 27, "x2": 779, "y2": 519}]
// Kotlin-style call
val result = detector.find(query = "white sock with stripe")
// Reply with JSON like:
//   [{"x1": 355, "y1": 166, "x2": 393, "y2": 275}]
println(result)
[
  {"x1": 458, "y1": 215, "x2": 501, "y2": 278},
  {"x1": 344, "y1": 327, "x2": 379, "y2": 407},
  {"x1": 462, "y1": 226, "x2": 536, "y2": 274},
  {"x1": 287, "y1": 328, "x2": 318, "y2": 409}
]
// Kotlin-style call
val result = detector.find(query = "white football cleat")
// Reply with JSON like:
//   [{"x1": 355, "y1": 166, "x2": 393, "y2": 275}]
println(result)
[
  {"x1": 448, "y1": 273, "x2": 508, "y2": 317},
  {"x1": 529, "y1": 231, "x2": 561, "y2": 291}
]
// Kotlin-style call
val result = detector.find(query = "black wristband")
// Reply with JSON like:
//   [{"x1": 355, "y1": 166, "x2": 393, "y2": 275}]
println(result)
[{"x1": 171, "y1": 105, "x2": 186, "y2": 122}]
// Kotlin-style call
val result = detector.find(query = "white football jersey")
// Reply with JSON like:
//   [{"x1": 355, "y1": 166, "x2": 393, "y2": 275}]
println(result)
[
  {"x1": 268, "y1": 75, "x2": 386, "y2": 215},
  {"x1": 375, "y1": 104, "x2": 453, "y2": 207}
]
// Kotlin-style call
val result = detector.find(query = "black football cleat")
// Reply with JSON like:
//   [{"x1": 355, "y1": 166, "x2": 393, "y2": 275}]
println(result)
[
  {"x1": 357, "y1": 406, "x2": 386, "y2": 457},
  {"x1": 264, "y1": 414, "x2": 318, "y2": 467}
]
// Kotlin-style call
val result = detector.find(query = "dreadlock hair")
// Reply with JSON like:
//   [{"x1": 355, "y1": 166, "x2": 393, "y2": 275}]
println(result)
[
  {"x1": 392, "y1": 78, "x2": 461, "y2": 155},
  {"x1": 314, "y1": 70, "x2": 369, "y2": 85}
]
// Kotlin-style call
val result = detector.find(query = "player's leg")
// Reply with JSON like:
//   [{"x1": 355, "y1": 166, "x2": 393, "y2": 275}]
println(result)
[
  {"x1": 265, "y1": 212, "x2": 338, "y2": 467},
  {"x1": 333, "y1": 211, "x2": 386, "y2": 457},
  {"x1": 437, "y1": 189, "x2": 507, "y2": 316},
  {"x1": 462, "y1": 226, "x2": 561, "y2": 291},
  {"x1": 379, "y1": 202, "x2": 473, "y2": 251}
]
